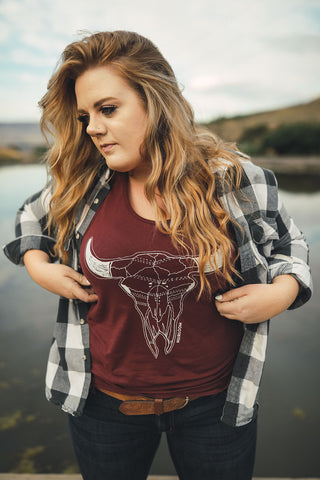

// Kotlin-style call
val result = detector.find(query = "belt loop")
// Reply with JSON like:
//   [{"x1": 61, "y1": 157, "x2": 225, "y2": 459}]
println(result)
[{"x1": 154, "y1": 398, "x2": 164, "y2": 415}]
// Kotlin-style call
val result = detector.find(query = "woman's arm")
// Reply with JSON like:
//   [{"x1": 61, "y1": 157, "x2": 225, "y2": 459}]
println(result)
[
  {"x1": 219, "y1": 160, "x2": 312, "y2": 310},
  {"x1": 3, "y1": 186, "x2": 57, "y2": 265},
  {"x1": 24, "y1": 250, "x2": 98, "y2": 303},
  {"x1": 215, "y1": 274, "x2": 299, "y2": 324}
]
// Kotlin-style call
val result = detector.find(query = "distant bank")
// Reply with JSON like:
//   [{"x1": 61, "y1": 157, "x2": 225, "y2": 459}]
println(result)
[
  {"x1": 252, "y1": 156, "x2": 320, "y2": 174},
  {"x1": 1, "y1": 95, "x2": 320, "y2": 174},
  {"x1": 1, "y1": 146, "x2": 319, "y2": 175}
]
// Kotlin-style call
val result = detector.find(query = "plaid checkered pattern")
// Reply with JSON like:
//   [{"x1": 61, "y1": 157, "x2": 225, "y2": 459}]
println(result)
[{"x1": 3, "y1": 160, "x2": 312, "y2": 426}]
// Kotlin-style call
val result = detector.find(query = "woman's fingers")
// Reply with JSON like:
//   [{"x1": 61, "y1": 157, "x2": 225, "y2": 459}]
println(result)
[
  {"x1": 23, "y1": 251, "x2": 98, "y2": 303},
  {"x1": 214, "y1": 284, "x2": 269, "y2": 323},
  {"x1": 62, "y1": 269, "x2": 97, "y2": 302}
]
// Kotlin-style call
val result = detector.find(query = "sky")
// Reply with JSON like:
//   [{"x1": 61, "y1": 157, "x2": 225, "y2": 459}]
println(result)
[{"x1": 0, "y1": 0, "x2": 320, "y2": 123}]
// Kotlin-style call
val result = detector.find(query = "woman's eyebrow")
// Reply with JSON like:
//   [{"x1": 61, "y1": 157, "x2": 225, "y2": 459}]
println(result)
[
  {"x1": 77, "y1": 97, "x2": 119, "y2": 114},
  {"x1": 94, "y1": 96, "x2": 118, "y2": 108}
]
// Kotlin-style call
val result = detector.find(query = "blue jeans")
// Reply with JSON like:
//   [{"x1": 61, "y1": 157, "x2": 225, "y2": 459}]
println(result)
[{"x1": 68, "y1": 387, "x2": 257, "y2": 480}]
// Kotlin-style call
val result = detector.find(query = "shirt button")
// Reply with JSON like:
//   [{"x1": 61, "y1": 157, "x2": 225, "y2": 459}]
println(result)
[
  {"x1": 80, "y1": 318, "x2": 85, "y2": 325},
  {"x1": 93, "y1": 198, "x2": 99, "y2": 204},
  {"x1": 83, "y1": 355, "x2": 87, "y2": 361},
  {"x1": 75, "y1": 233, "x2": 80, "y2": 239}
]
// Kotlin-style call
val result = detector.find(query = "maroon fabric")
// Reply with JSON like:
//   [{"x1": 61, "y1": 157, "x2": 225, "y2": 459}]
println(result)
[{"x1": 80, "y1": 173, "x2": 243, "y2": 398}]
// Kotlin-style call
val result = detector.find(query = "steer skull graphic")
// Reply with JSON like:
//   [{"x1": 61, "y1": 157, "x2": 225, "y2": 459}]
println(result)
[{"x1": 85, "y1": 238, "x2": 203, "y2": 358}]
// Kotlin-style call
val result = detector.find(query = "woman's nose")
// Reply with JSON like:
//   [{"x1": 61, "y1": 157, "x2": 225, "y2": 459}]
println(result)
[{"x1": 86, "y1": 117, "x2": 107, "y2": 137}]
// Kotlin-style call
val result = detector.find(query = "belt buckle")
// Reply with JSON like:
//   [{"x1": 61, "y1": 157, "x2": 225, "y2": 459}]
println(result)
[
  {"x1": 161, "y1": 396, "x2": 190, "y2": 415},
  {"x1": 119, "y1": 395, "x2": 191, "y2": 416}
]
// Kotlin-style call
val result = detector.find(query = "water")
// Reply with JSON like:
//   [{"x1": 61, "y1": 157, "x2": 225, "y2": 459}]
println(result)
[{"x1": 0, "y1": 164, "x2": 319, "y2": 476}]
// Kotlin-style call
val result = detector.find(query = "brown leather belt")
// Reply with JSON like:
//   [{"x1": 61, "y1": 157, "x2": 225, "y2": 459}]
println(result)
[{"x1": 99, "y1": 388, "x2": 199, "y2": 416}]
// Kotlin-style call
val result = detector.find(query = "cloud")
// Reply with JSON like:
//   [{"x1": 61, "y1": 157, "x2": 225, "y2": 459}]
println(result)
[
  {"x1": 11, "y1": 49, "x2": 58, "y2": 68},
  {"x1": 267, "y1": 34, "x2": 320, "y2": 54},
  {"x1": 0, "y1": 20, "x2": 10, "y2": 43},
  {"x1": 0, "y1": 0, "x2": 319, "y2": 121},
  {"x1": 188, "y1": 74, "x2": 225, "y2": 92},
  {"x1": 21, "y1": 32, "x2": 68, "y2": 56}
]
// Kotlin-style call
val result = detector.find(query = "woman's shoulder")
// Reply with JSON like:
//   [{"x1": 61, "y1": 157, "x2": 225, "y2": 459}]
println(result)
[
  {"x1": 213, "y1": 152, "x2": 277, "y2": 189},
  {"x1": 211, "y1": 153, "x2": 280, "y2": 216},
  {"x1": 239, "y1": 158, "x2": 277, "y2": 188}
]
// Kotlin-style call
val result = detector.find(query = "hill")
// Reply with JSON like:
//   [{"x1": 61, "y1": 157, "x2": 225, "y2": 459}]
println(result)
[
  {"x1": 205, "y1": 97, "x2": 320, "y2": 143},
  {"x1": 0, "y1": 122, "x2": 43, "y2": 148}
]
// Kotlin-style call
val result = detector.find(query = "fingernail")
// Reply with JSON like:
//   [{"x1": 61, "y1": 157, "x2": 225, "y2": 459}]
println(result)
[
  {"x1": 215, "y1": 295, "x2": 223, "y2": 301},
  {"x1": 85, "y1": 279, "x2": 91, "y2": 285}
]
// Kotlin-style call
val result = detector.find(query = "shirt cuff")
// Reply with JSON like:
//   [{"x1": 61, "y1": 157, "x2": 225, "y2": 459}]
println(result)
[{"x1": 3, "y1": 235, "x2": 57, "y2": 266}]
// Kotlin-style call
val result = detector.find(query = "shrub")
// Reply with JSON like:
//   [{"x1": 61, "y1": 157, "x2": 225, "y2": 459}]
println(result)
[
  {"x1": 239, "y1": 124, "x2": 269, "y2": 143},
  {"x1": 261, "y1": 123, "x2": 320, "y2": 155}
]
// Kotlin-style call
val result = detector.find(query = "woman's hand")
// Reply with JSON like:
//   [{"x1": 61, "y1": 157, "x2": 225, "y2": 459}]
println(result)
[
  {"x1": 215, "y1": 275, "x2": 299, "y2": 324},
  {"x1": 23, "y1": 250, "x2": 98, "y2": 303}
]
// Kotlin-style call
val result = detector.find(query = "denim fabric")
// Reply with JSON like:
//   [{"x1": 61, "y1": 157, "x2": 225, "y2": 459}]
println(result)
[{"x1": 68, "y1": 387, "x2": 257, "y2": 480}]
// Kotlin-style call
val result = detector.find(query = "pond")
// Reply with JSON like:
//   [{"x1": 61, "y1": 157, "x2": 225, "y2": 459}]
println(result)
[{"x1": 0, "y1": 164, "x2": 319, "y2": 476}]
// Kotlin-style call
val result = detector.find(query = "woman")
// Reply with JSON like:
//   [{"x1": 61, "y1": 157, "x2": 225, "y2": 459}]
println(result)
[{"x1": 4, "y1": 31, "x2": 312, "y2": 480}]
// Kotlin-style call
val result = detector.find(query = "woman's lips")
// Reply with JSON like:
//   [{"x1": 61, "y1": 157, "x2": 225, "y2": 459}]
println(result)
[{"x1": 101, "y1": 143, "x2": 116, "y2": 153}]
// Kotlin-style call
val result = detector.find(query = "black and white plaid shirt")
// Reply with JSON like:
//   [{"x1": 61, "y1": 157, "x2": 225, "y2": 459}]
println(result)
[{"x1": 3, "y1": 159, "x2": 312, "y2": 426}]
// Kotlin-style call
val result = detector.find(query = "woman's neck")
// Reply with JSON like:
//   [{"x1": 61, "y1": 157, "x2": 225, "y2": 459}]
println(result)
[{"x1": 127, "y1": 173, "x2": 169, "y2": 221}]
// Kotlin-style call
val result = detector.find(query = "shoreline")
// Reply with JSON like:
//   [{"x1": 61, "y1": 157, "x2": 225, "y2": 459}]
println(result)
[
  {"x1": 251, "y1": 155, "x2": 320, "y2": 174},
  {"x1": 1, "y1": 156, "x2": 320, "y2": 175},
  {"x1": 1, "y1": 476, "x2": 319, "y2": 480}
]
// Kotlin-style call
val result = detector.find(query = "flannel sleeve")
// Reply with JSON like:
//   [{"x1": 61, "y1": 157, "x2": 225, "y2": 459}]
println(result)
[
  {"x1": 3, "y1": 185, "x2": 57, "y2": 265},
  {"x1": 242, "y1": 161, "x2": 312, "y2": 309},
  {"x1": 268, "y1": 195, "x2": 312, "y2": 309}
]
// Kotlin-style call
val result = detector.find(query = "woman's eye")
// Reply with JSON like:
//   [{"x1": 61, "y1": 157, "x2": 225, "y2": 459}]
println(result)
[
  {"x1": 76, "y1": 106, "x2": 116, "y2": 127},
  {"x1": 77, "y1": 115, "x2": 89, "y2": 126},
  {"x1": 100, "y1": 105, "x2": 117, "y2": 116}
]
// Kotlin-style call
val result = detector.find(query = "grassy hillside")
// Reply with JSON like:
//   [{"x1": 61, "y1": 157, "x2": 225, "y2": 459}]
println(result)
[
  {"x1": 205, "y1": 97, "x2": 320, "y2": 143},
  {"x1": 0, "y1": 146, "x2": 28, "y2": 166},
  {"x1": 0, "y1": 123, "x2": 45, "y2": 165},
  {"x1": 0, "y1": 145, "x2": 45, "y2": 166}
]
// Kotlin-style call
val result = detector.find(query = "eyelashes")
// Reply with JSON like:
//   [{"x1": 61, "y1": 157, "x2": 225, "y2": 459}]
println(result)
[
  {"x1": 77, "y1": 105, "x2": 118, "y2": 127},
  {"x1": 100, "y1": 105, "x2": 117, "y2": 116},
  {"x1": 77, "y1": 115, "x2": 89, "y2": 127}
]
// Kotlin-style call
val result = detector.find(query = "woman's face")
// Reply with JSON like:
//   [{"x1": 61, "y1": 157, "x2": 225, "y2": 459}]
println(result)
[{"x1": 75, "y1": 65, "x2": 149, "y2": 180}]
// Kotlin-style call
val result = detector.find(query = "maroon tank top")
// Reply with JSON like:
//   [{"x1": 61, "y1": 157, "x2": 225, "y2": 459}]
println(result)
[{"x1": 80, "y1": 173, "x2": 243, "y2": 398}]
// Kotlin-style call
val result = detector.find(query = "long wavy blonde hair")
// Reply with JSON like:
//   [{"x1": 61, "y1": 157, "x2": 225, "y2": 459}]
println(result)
[{"x1": 39, "y1": 30, "x2": 243, "y2": 298}]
